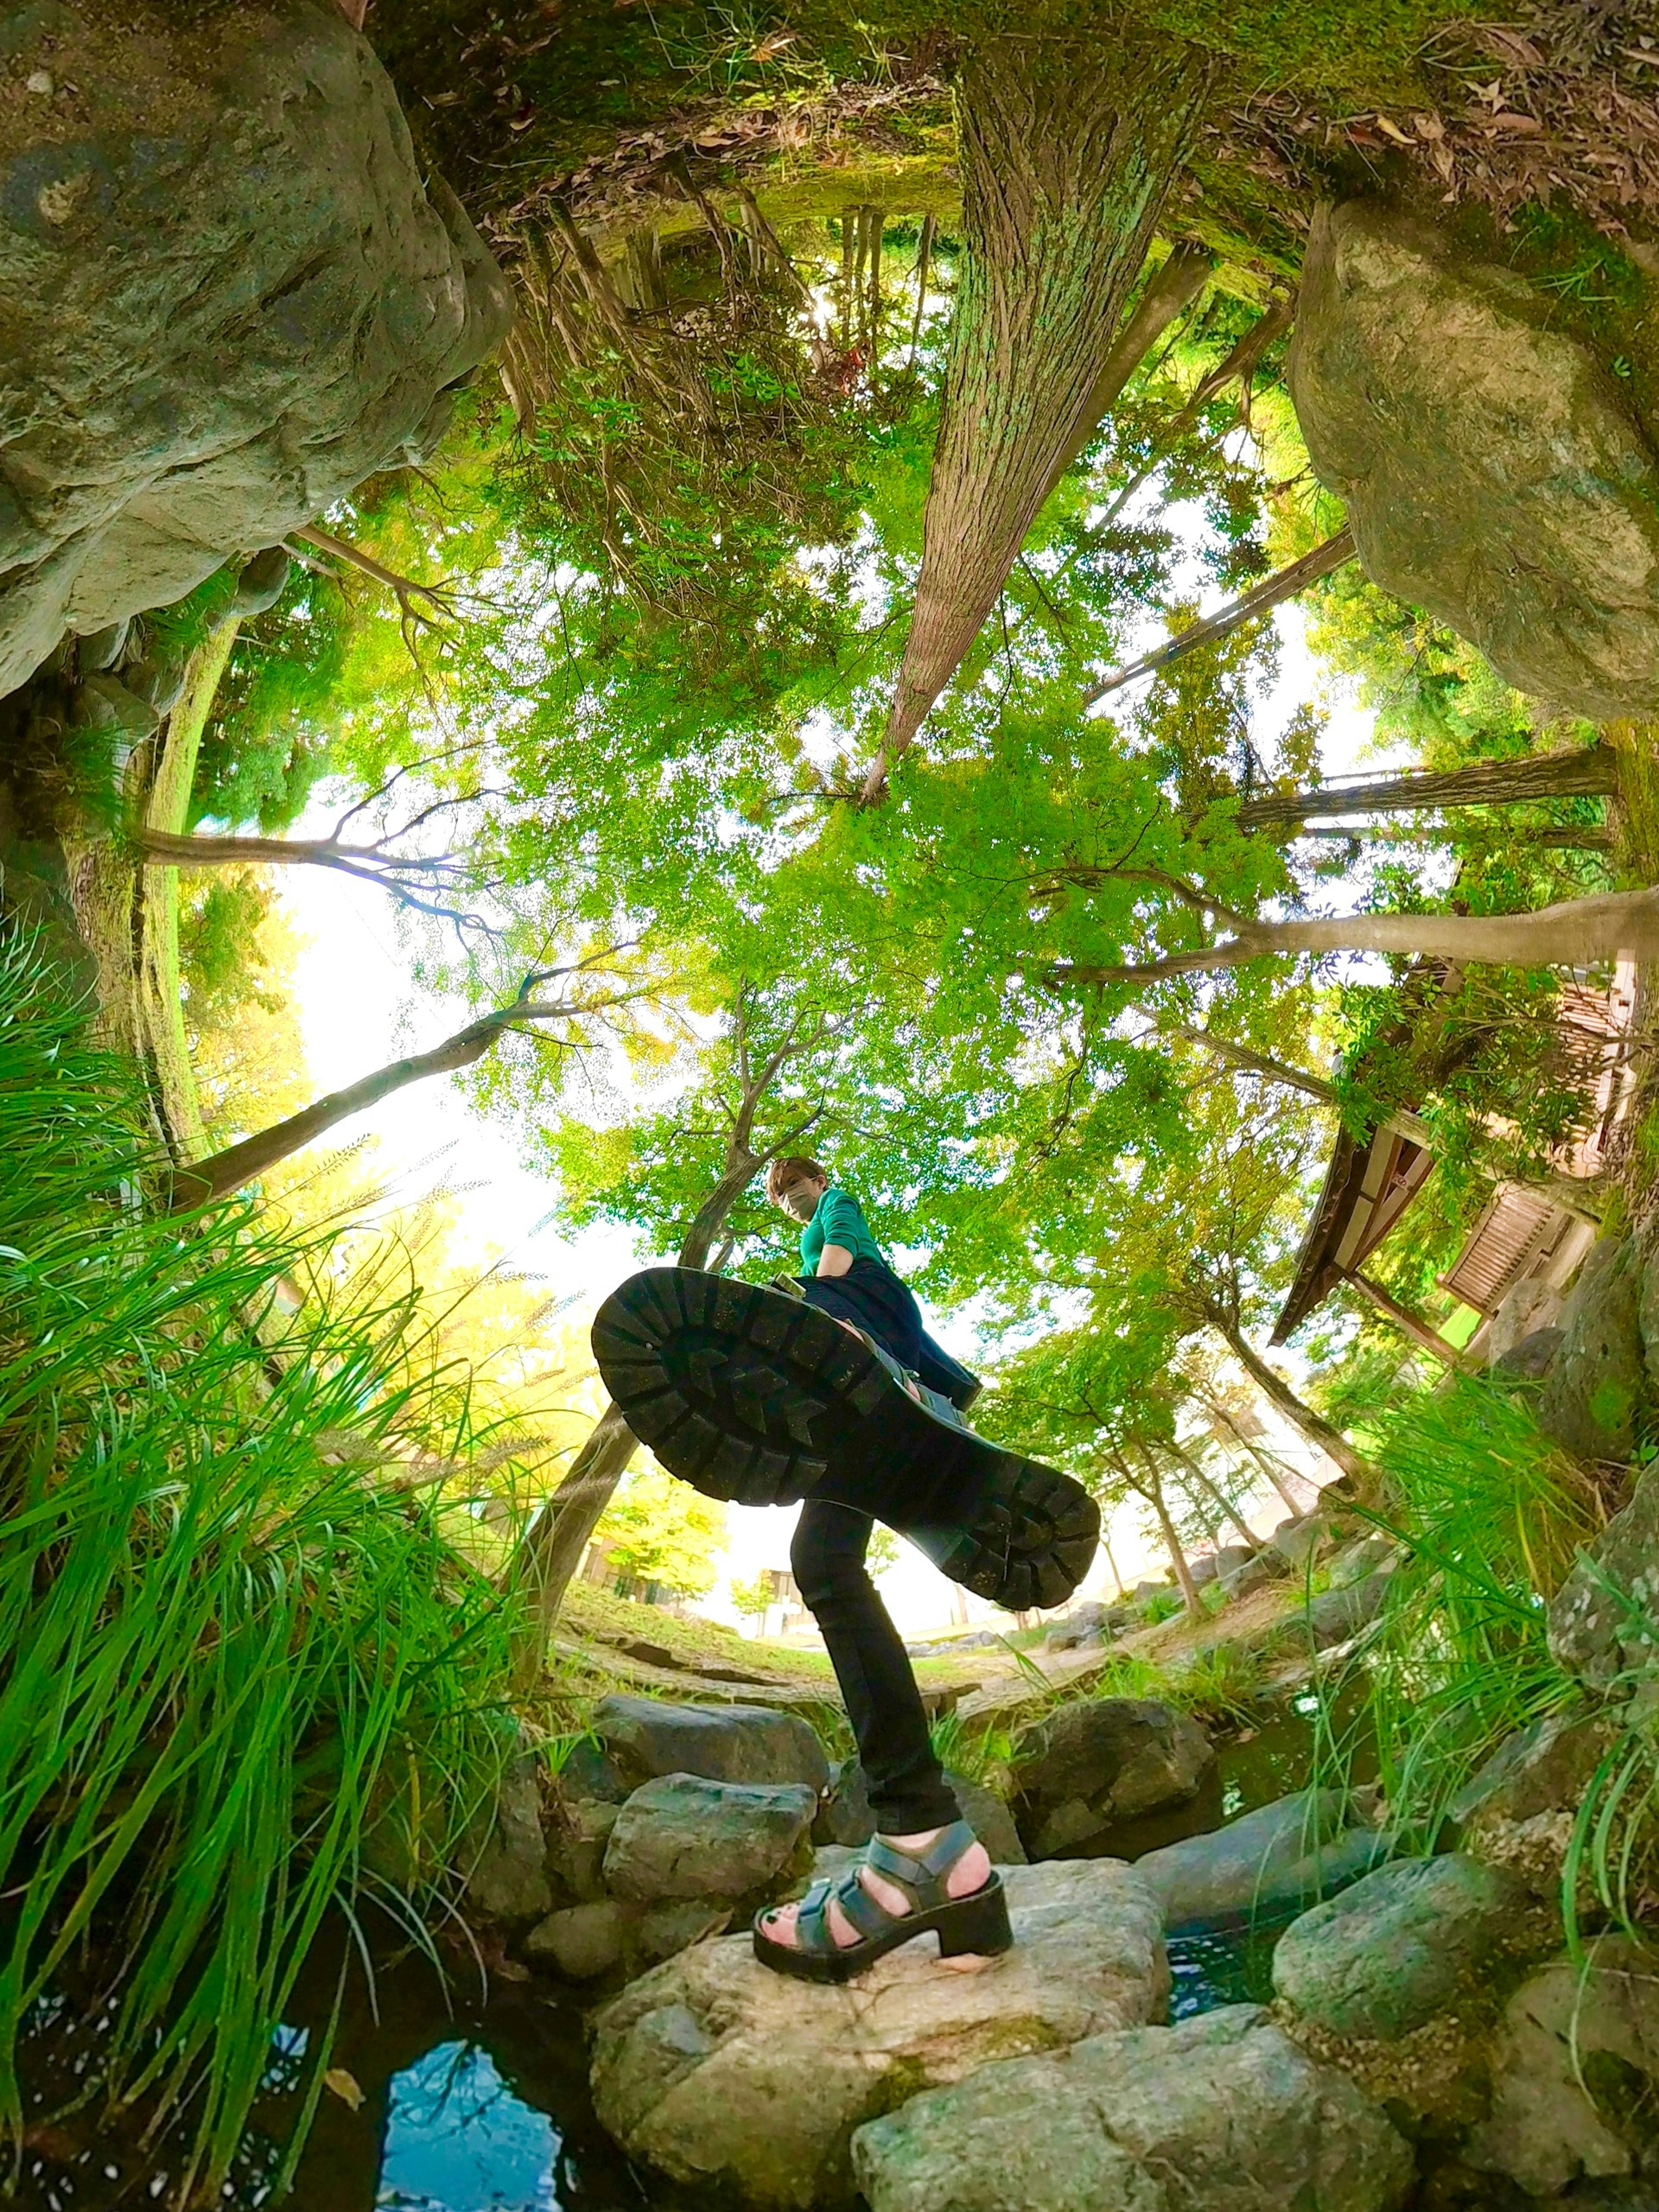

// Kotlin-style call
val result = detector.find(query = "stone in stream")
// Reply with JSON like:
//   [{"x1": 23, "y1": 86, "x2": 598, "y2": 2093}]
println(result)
[
  {"x1": 851, "y1": 2004, "x2": 1413, "y2": 2212},
  {"x1": 1289, "y1": 200, "x2": 1659, "y2": 721},
  {"x1": 593, "y1": 1694, "x2": 830, "y2": 1794},
  {"x1": 1466, "y1": 1937, "x2": 1659, "y2": 2197},
  {"x1": 0, "y1": 0, "x2": 513, "y2": 699},
  {"x1": 602, "y1": 1774, "x2": 817, "y2": 1904},
  {"x1": 1272, "y1": 1853, "x2": 1527, "y2": 2041},
  {"x1": 1009, "y1": 1697, "x2": 1215, "y2": 1860},
  {"x1": 543, "y1": 1799, "x2": 620, "y2": 1904},
  {"x1": 813, "y1": 1759, "x2": 1026, "y2": 1866},
  {"x1": 589, "y1": 1858, "x2": 1167, "y2": 2211},
  {"x1": 526, "y1": 1899, "x2": 633, "y2": 1981},
  {"x1": 1135, "y1": 1786, "x2": 1390, "y2": 1929},
  {"x1": 1537, "y1": 1238, "x2": 1649, "y2": 1464},
  {"x1": 462, "y1": 1758, "x2": 553, "y2": 1926}
]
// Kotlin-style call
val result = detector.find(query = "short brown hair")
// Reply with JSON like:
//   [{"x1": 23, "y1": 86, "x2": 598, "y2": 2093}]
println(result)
[{"x1": 765, "y1": 1155, "x2": 828, "y2": 1204}]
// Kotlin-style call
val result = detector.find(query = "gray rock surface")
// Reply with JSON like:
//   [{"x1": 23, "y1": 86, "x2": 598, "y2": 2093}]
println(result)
[
  {"x1": 1271, "y1": 1512, "x2": 1342, "y2": 1570},
  {"x1": 1298, "y1": 1567, "x2": 1395, "y2": 1653},
  {"x1": 463, "y1": 1759, "x2": 553, "y2": 1925},
  {"x1": 1192, "y1": 1544, "x2": 1253, "y2": 1588},
  {"x1": 590, "y1": 1857, "x2": 1167, "y2": 2210},
  {"x1": 558, "y1": 1737, "x2": 633, "y2": 1805},
  {"x1": 1467, "y1": 1938, "x2": 1659, "y2": 2196},
  {"x1": 594, "y1": 1694, "x2": 829, "y2": 1794},
  {"x1": 851, "y1": 2005, "x2": 1414, "y2": 2212},
  {"x1": 544, "y1": 1798, "x2": 620, "y2": 1904},
  {"x1": 1491, "y1": 1326, "x2": 1566, "y2": 1386},
  {"x1": 0, "y1": 0, "x2": 512, "y2": 698},
  {"x1": 1135, "y1": 1787, "x2": 1387, "y2": 1929},
  {"x1": 1491, "y1": 1277, "x2": 1567, "y2": 1364},
  {"x1": 526, "y1": 1899, "x2": 632, "y2": 1981},
  {"x1": 1218, "y1": 1549, "x2": 1285, "y2": 1601},
  {"x1": 603, "y1": 1774, "x2": 817, "y2": 1904},
  {"x1": 1272, "y1": 1853, "x2": 1525, "y2": 2040},
  {"x1": 1289, "y1": 199, "x2": 1659, "y2": 720},
  {"x1": 813, "y1": 1761, "x2": 1026, "y2": 1865},
  {"x1": 636, "y1": 1900, "x2": 733, "y2": 1966},
  {"x1": 1010, "y1": 1697, "x2": 1215, "y2": 1860},
  {"x1": 1450, "y1": 1706, "x2": 1618, "y2": 1897},
  {"x1": 1538, "y1": 1239, "x2": 1648, "y2": 1462},
  {"x1": 1550, "y1": 1461, "x2": 1659, "y2": 1687},
  {"x1": 1328, "y1": 1535, "x2": 1397, "y2": 1589}
]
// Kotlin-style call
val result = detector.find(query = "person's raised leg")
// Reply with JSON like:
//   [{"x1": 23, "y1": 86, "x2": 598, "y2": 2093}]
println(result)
[{"x1": 756, "y1": 1499, "x2": 991, "y2": 1958}]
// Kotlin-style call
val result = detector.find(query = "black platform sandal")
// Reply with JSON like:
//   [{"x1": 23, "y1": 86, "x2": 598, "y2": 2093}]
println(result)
[
  {"x1": 753, "y1": 1821, "x2": 1012, "y2": 1985},
  {"x1": 591, "y1": 1266, "x2": 1098, "y2": 1611}
]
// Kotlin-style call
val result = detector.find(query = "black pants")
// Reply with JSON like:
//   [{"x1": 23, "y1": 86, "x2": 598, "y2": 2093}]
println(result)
[{"x1": 791, "y1": 1499, "x2": 961, "y2": 1835}]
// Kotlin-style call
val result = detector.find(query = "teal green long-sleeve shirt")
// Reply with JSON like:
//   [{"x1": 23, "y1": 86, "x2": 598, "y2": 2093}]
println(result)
[{"x1": 799, "y1": 1185, "x2": 886, "y2": 1272}]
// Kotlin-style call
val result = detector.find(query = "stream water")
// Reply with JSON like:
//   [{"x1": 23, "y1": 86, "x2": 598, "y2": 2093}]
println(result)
[{"x1": 14, "y1": 1691, "x2": 1371, "y2": 2212}]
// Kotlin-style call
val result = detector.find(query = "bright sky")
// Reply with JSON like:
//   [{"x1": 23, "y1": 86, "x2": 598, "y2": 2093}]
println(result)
[{"x1": 276, "y1": 592, "x2": 1382, "y2": 1636}]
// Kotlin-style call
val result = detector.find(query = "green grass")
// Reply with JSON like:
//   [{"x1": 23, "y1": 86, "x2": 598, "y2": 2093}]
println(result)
[
  {"x1": 1313, "y1": 1378, "x2": 1600, "y2": 1848},
  {"x1": 0, "y1": 931, "x2": 524, "y2": 2197}
]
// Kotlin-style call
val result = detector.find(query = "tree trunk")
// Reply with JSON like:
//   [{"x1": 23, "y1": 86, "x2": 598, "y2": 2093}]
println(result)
[
  {"x1": 508, "y1": 1401, "x2": 642, "y2": 1684},
  {"x1": 1043, "y1": 242, "x2": 1213, "y2": 494},
  {"x1": 868, "y1": 32, "x2": 1211, "y2": 795},
  {"x1": 1164, "y1": 1022, "x2": 1434, "y2": 1149},
  {"x1": 168, "y1": 1010, "x2": 518, "y2": 1207},
  {"x1": 1204, "y1": 1306, "x2": 1375, "y2": 1491},
  {"x1": 1131, "y1": 1449, "x2": 1204, "y2": 1621},
  {"x1": 1084, "y1": 529, "x2": 1356, "y2": 705},
  {"x1": 1057, "y1": 880, "x2": 1659, "y2": 990},
  {"x1": 1170, "y1": 1441, "x2": 1264, "y2": 1551},
  {"x1": 1236, "y1": 745, "x2": 1621, "y2": 830},
  {"x1": 139, "y1": 829, "x2": 380, "y2": 871},
  {"x1": 1203, "y1": 1398, "x2": 1306, "y2": 1516}
]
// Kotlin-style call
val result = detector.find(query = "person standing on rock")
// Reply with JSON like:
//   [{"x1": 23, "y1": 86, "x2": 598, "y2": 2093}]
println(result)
[
  {"x1": 746, "y1": 1157, "x2": 1004, "y2": 1982},
  {"x1": 589, "y1": 1156, "x2": 1100, "y2": 1980}
]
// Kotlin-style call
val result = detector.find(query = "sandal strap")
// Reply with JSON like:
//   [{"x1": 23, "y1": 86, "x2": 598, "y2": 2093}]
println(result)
[
  {"x1": 864, "y1": 1819, "x2": 979, "y2": 1909},
  {"x1": 776, "y1": 1822, "x2": 982, "y2": 1958}
]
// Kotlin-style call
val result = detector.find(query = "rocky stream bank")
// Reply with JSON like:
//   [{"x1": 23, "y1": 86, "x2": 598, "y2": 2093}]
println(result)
[{"x1": 442, "y1": 1457, "x2": 1659, "y2": 2211}]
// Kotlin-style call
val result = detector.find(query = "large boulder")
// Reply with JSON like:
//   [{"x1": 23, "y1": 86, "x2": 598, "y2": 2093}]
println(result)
[
  {"x1": 0, "y1": 0, "x2": 513, "y2": 698},
  {"x1": 1288, "y1": 198, "x2": 1659, "y2": 721},
  {"x1": 813, "y1": 1761, "x2": 1026, "y2": 1866},
  {"x1": 1301, "y1": 1566, "x2": 1395, "y2": 1652},
  {"x1": 1272, "y1": 1853, "x2": 1526, "y2": 2042},
  {"x1": 1192, "y1": 1543, "x2": 1254, "y2": 1588},
  {"x1": 593, "y1": 1694, "x2": 830, "y2": 1795},
  {"x1": 590, "y1": 1857, "x2": 1166, "y2": 2210},
  {"x1": 1490, "y1": 1277, "x2": 1567, "y2": 1366},
  {"x1": 1538, "y1": 1239, "x2": 1649, "y2": 1464},
  {"x1": 851, "y1": 2005, "x2": 1413, "y2": 2212},
  {"x1": 602, "y1": 1775, "x2": 817, "y2": 1904},
  {"x1": 1549, "y1": 1462, "x2": 1659, "y2": 1688},
  {"x1": 1010, "y1": 1697, "x2": 1215, "y2": 1860},
  {"x1": 1466, "y1": 1938, "x2": 1659, "y2": 2196},
  {"x1": 1135, "y1": 1787, "x2": 1389, "y2": 1929}
]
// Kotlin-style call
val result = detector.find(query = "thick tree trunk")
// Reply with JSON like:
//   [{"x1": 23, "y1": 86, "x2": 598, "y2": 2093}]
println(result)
[
  {"x1": 1204, "y1": 1306, "x2": 1374, "y2": 1491},
  {"x1": 868, "y1": 31, "x2": 1211, "y2": 795},
  {"x1": 1236, "y1": 745, "x2": 1621, "y2": 830},
  {"x1": 139, "y1": 829, "x2": 371, "y2": 870},
  {"x1": 1057, "y1": 880, "x2": 1659, "y2": 990},
  {"x1": 1084, "y1": 529, "x2": 1355, "y2": 705}
]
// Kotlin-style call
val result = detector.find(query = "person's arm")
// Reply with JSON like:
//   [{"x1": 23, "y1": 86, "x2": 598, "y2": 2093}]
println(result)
[{"x1": 815, "y1": 1188, "x2": 865, "y2": 1278}]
